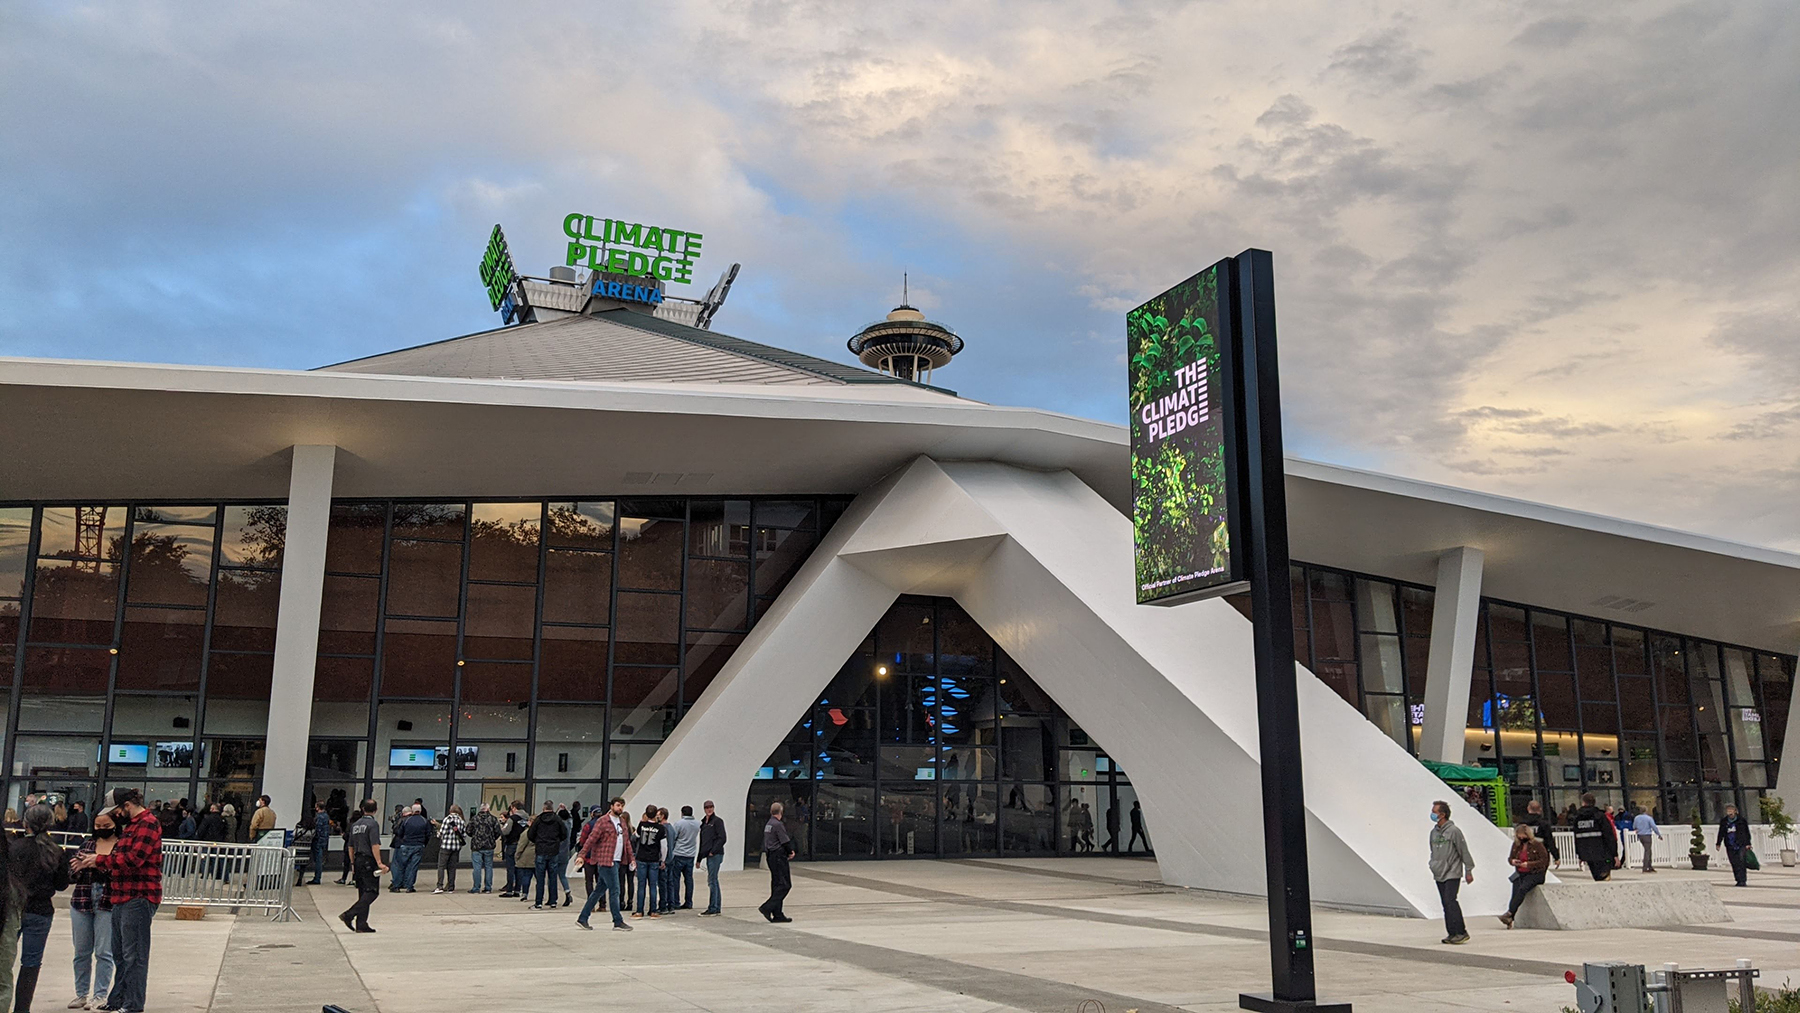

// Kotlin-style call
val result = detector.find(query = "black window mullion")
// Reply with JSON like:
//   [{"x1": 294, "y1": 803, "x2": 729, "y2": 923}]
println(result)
[
  {"x1": 447, "y1": 502, "x2": 473, "y2": 812},
  {"x1": 361, "y1": 502, "x2": 395, "y2": 802},
  {"x1": 527, "y1": 502, "x2": 547, "y2": 804},
  {"x1": 3, "y1": 506, "x2": 43, "y2": 801},
  {"x1": 597, "y1": 502, "x2": 621, "y2": 797},
  {"x1": 190, "y1": 505, "x2": 226, "y2": 804},
  {"x1": 96, "y1": 508, "x2": 137, "y2": 790}
]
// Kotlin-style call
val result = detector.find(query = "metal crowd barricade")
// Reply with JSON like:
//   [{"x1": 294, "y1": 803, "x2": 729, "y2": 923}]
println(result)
[{"x1": 159, "y1": 839, "x2": 300, "y2": 922}]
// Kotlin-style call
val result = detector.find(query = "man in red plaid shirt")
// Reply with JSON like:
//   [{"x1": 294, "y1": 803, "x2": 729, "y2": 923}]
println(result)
[{"x1": 73, "y1": 787, "x2": 161, "y2": 1012}]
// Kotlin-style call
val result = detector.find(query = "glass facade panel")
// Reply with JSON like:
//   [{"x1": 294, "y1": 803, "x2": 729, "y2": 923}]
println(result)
[
  {"x1": 117, "y1": 606, "x2": 205, "y2": 691},
  {"x1": 468, "y1": 503, "x2": 541, "y2": 583},
  {"x1": 463, "y1": 583, "x2": 536, "y2": 660}
]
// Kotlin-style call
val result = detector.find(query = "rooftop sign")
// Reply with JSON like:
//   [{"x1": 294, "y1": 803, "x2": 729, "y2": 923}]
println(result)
[
  {"x1": 479, "y1": 224, "x2": 522, "y2": 322},
  {"x1": 563, "y1": 214, "x2": 703, "y2": 284}
]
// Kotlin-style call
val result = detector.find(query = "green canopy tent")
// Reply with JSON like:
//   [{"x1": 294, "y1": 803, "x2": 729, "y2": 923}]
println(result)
[{"x1": 1420, "y1": 759, "x2": 1510, "y2": 828}]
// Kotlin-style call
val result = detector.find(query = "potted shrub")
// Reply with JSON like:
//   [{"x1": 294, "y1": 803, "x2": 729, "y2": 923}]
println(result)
[
  {"x1": 1689, "y1": 809, "x2": 1709, "y2": 870},
  {"x1": 1760, "y1": 796, "x2": 1797, "y2": 867}
]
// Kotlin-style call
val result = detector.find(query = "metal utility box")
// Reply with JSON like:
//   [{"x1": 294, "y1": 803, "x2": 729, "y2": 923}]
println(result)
[{"x1": 1571, "y1": 961, "x2": 1648, "y2": 1013}]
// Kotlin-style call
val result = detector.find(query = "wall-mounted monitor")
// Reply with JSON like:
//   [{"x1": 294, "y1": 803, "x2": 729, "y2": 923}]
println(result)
[
  {"x1": 388, "y1": 747, "x2": 439, "y2": 770},
  {"x1": 102, "y1": 744, "x2": 150, "y2": 766},
  {"x1": 444, "y1": 745, "x2": 478, "y2": 771},
  {"x1": 154, "y1": 742, "x2": 196, "y2": 768}
]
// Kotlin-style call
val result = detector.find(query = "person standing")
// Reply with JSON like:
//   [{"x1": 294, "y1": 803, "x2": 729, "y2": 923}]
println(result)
[
  {"x1": 390, "y1": 804, "x2": 431, "y2": 892},
  {"x1": 11, "y1": 804, "x2": 71, "y2": 1011},
  {"x1": 1631, "y1": 806, "x2": 1662, "y2": 873},
  {"x1": 339, "y1": 799, "x2": 387, "y2": 933},
  {"x1": 1611, "y1": 806, "x2": 1632, "y2": 870},
  {"x1": 0, "y1": 810, "x2": 17, "y2": 1011},
  {"x1": 248, "y1": 795, "x2": 277, "y2": 842},
  {"x1": 65, "y1": 802, "x2": 89, "y2": 836},
  {"x1": 758, "y1": 801, "x2": 795, "y2": 924},
  {"x1": 575, "y1": 797, "x2": 635, "y2": 932},
  {"x1": 528, "y1": 802, "x2": 566, "y2": 910},
  {"x1": 433, "y1": 805, "x2": 467, "y2": 894},
  {"x1": 1520, "y1": 799, "x2": 1560, "y2": 868},
  {"x1": 553, "y1": 805, "x2": 574, "y2": 907},
  {"x1": 68, "y1": 811, "x2": 116, "y2": 1011},
  {"x1": 1571, "y1": 793, "x2": 1616, "y2": 881},
  {"x1": 1716, "y1": 804, "x2": 1751, "y2": 887},
  {"x1": 697, "y1": 800, "x2": 728, "y2": 916},
  {"x1": 1498, "y1": 824, "x2": 1550, "y2": 928},
  {"x1": 513, "y1": 823, "x2": 538, "y2": 904},
  {"x1": 74, "y1": 788, "x2": 161, "y2": 1013},
  {"x1": 310, "y1": 801, "x2": 332, "y2": 885},
  {"x1": 325, "y1": 790, "x2": 352, "y2": 886},
  {"x1": 656, "y1": 808, "x2": 676, "y2": 913},
  {"x1": 668, "y1": 806, "x2": 700, "y2": 911},
  {"x1": 1127, "y1": 800, "x2": 1149, "y2": 853},
  {"x1": 465, "y1": 803, "x2": 500, "y2": 894},
  {"x1": 1428, "y1": 800, "x2": 1474, "y2": 944},
  {"x1": 497, "y1": 802, "x2": 526, "y2": 897},
  {"x1": 631, "y1": 805, "x2": 665, "y2": 919},
  {"x1": 220, "y1": 803, "x2": 239, "y2": 844}
]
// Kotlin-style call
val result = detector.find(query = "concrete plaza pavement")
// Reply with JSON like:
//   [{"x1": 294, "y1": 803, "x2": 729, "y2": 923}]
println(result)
[{"x1": 26, "y1": 857, "x2": 1800, "y2": 1012}]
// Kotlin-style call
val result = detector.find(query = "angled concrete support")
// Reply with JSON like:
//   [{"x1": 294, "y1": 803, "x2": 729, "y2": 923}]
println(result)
[
  {"x1": 1419, "y1": 547, "x2": 1485, "y2": 766},
  {"x1": 627, "y1": 458, "x2": 1515, "y2": 915},
  {"x1": 262, "y1": 445, "x2": 336, "y2": 831},
  {"x1": 1776, "y1": 668, "x2": 1800, "y2": 812}
]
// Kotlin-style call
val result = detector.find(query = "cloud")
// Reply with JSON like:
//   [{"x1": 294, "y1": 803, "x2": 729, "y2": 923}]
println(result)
[{"x1": 1, "y1": 1, "x2": 1797, "y2": 550}]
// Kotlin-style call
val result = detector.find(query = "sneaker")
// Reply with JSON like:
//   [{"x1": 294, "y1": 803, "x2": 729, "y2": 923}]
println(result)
[
  {"x1": 648, "y1": 912, "x2": 661, "y2": 919},
  {"x1": 1448, "y1": 933, "x2": 1469, "y2": 944},
  {"x1": 631, "y1": 912, "x2": 643, "y2": 919},
  {"x1": 577, "y1": 920, "x2": 593, "y2": 930},
  {"x1": 1440, "y1": 935, "x2": 1454, "y2": 944},
  {"x1": 1497, "y1": 914, "x2": 1513, "y2": 928},
  {"x1": 406, "y1": 887, "x2": 417, "y2": 893},
  {"x1": 432, "y1": 888, "x2": 445, "y2": 894},
  {"x1": 67, "y1": 998, "x2": 88, "y2": 1009},
  {"x1": 532, "y1": 904, "x2": 543, "y2": 910},
  {"x1": 467, "y1": 889, "x2": 479, "y2": 894},
  {"x1": 355, "y1": 926, "x2": 377, "y2": 933},
  {"x1": 613, "y1": 922, "x2": 633, "y2": 931},
  {"x1": 700, "y1": 910, "x2": 719, "y2": 916},
  {"x1": 482, "y1": 888, "x2": 493, "y2": 894}
]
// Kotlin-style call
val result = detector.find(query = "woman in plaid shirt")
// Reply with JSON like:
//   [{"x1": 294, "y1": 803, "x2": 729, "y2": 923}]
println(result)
[
  {"x1": 432, "y1": 806, "x2": 468, "y2": 894},
  {"x1": 69, "y1": 812, "x2": 117, "y2": 1010},
  {"x1": 73, "y1": 788, "x2": 160, "y2": 1013}
]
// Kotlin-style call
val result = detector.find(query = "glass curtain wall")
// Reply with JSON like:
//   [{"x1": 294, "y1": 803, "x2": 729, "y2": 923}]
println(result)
[
  {"x1": 1, "y1": 504, "x2": 286, "y2": 827},
  {"x1": 749, "y1": 596, "x2": 1147, "y2": 863}
]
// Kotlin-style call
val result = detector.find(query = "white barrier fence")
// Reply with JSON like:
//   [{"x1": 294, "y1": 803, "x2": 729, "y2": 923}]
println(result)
[
  {"x1": 1549, "y1": 824, "x2": 1794, "y2": 872},
  {"x1": 159, "y1": 839, "x2": 299, "y2": 921}
]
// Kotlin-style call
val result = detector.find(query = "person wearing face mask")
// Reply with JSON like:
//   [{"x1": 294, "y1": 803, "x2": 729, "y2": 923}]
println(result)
[
  {"x1": 69, "y1": 812, "x2": 119, "y2": 1010},
  {"x1": 1498, "y1": 823, "x2": 1550, "y2": 928},
  {"x1": 1427, "y1": 800, "x2": 1474, "y2": 944},
  {"x1": 10, "y1": 803, "x2": 71, "y2": 1011}
]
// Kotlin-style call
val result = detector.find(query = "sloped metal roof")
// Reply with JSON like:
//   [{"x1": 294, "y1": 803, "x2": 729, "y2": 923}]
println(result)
[{"x1": 317, "y1": 309, "x2": 957, "y2": 395}]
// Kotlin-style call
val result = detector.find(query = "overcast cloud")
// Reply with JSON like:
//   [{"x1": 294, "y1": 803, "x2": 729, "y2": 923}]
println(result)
[{"x1": 3, "y1": 1, "x2": 1796, "y2": 548}]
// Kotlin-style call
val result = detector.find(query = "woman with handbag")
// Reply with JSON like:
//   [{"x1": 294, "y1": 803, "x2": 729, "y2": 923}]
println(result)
[{"x1": 1498, "y1": 824, "x2": 1551, "y2": 928}]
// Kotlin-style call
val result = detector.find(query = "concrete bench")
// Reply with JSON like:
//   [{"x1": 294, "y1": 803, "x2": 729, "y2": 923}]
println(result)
[{"x1": 1512, "y1": 877, "x2": 1730, "y2": 930}]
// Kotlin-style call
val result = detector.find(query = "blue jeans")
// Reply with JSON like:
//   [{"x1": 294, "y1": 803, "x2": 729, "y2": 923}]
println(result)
[
  {"x1": 470, "y1": 849, "x2": 494, "y2": 891},
  {"x1": 534, "y1": 854, "x2": 559, "y2": 906},
  {"x1": 671, "y1": 854, "x2": 695, "y2": 907},
  {"x1": 109, "y1": 899, "x2": 156, "y2": 1012},
  {"x1": 311, "y1": 838, "x2": 328, "y2": 882},
  {"x1": 660, "y1": 861, "x2": 675, "y2": 911},
  {"x1": 501, "y1": 844, "x2": 517, "y2": 892},
  {"x1": 393, "y1": 844, "x2": 424, "y2": 890},
  {"x1": 19, "y1": 910, "x2": 52, "y2": 967},
  {"x1": 704, "y1": 853, "x2": 723, "y2": 912},
  {"x1": 577, "y1": 863, "x2": 625, "y2": 926},
  {"x1": 635, "y1": 862, "x2": 659, "y2": 914},
  {"x1": 557, "y1": 844, "x2": 573, "y2": 894},
  {"x1": 71, "y1": 901, "x2": 114, "y2": 1002}
]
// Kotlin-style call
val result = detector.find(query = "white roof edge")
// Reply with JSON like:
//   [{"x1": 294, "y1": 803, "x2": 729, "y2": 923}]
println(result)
[
  {"x1": 0, "y1": 355, "x2": 1126, "y2": 446},
  {"x1": 1287, "y1": 457, "x2": 1800, "y2": 571}
]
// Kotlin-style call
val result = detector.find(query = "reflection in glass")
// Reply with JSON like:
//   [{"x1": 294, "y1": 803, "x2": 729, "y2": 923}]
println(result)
[
  {"x1": 26, "y1": 560, "x2": 119, "y2": 645},
  {"x1": 391, "y1": 503, "x2": 465, "y2": 541},
  {"x1": 614, "y1": 592, "x2": 679, "y2": 665},
  {"x1": 0, "y1": 507, "x2": 33, "y2": 599},
  {"x1": 380, "y1": 619, "x2": 456, "y2": 697},
  {"x1": 117, "y1": 606, "x2": 205, "y2": 691},
  {"x1": 219, "y1": 506, "x2": 286, "y2": 569},
  {"x1": 205, "y1": 653, "x2": 274, "y2": 703},
  {"x1": 609, "y1": 667, "x2": 677, "y2": 740},
  {"x1": 125, "y1": 524, "x2": 214, "y2": 607},
  {"x1": 21, "y1": 646, "x2": 110, "y2": 695},
  {"x1": 941, "y1": 783, "x2": 998, "y2": 855},
  {"x1": 543, "y1": 549, "x2": 610, "y2": 625},
  {"x1": 386, "y1": 539, "x2": 463, "y2": 618},
  {"x1": 814, "y1": 783, "x2": 874, "y2": 857},
  {"x1": 546, "y1": 502, "x2": 615, "y2": 549},
  {"x1": 325, "y1": 504, "x2": 386, "y2": 575},
  {"x1": 684, "y1": 559, "x2": 748, "y2": 631},
  {"x1": 538, "y1": 625, "x2": 607, "y2": 701},
  {"x1": 211, "y1": 569, "x2": 281, "y2": 652},
  {"x1": 617, "y1": 516, "x2": 682, "y2": 591},
  {"x1": 318, "y1": 575, "x2": 379, "y2": 655},
  {"x1": 689, "y1": 500, "x2": 749, "y2": 557},
  {"x1": 469, "y1": 503, "x2": 541, "y2": 583},
  {"x1": 684, "y1": 632, "x2": 743, "y2": 706},
  {"x1": 879, "y1": 783, "x2": 936, "y2": 855},
  {"x1": 463, "y1": 583, "x2": 535, "y2": 660}
]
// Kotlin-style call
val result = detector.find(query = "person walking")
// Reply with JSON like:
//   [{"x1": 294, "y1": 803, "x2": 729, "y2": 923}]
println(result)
[
  {"x1": 247, "y1": 795, "x2": 277, "y2": 842},
  {"x1": 1428, "y1": 800, "x2": 1474, "y2": 944},
  {"x1": 339, "y1": 799, "x2": 387, "y2": 934},
  {"x1": 668, "y1": 805, "x2": 700, "y2": 911},
  {"x1": 575, "y1": 797, "x2": 635, "y2": 932},
  {"x1": 325, "y1": 790, "x2": 351, "y2": 886},
  {"x1": 73, "y1": 788, "x2": 161, "y2": 1013},
  {"x1": 1127, "y1": 800, "x2": 1149, "y2": 853},
  {"x1": 1630, "y1": 806, "x2": 1662, "y2": 873},
  {"x1": 529, "y1": 802, "x2": 567, "y2": 910},
  {"x1": 465, "y1": 803, "x2": 500, "y2": 894},
  {"x1": 631, "y1": 805, "x2": 665, "y2": 919},
  {"x1": 1610, "y1": 806, "x2": 1632, "y2": 870},
  {"x1": 68, "y1": 811, "x2": 116, "y2": 1011},
  {"x1": 1571, "y1": 793, "x2": 1616, "y2": 881},
  {"x1": 697, "y1": 800, "x2": 728, "y2": 916},
  {"x1": 1716, "y1": 803, "x2": 1752, "y2": 887},
  {"x1": 433, "y1": 805, "x2": 466, "y2": 894},
  {"x1": 1498, "y1": 824, "x2": 1550, "y2": 928},
  {"x1": 387, "y1": 804, "x2": 430, "y2": 893},
  {"x1": 498, "y1": 802, "x2": 527, "y2": 897},
  {"x1": 309, "y1": 801, "x2": 332, "y2": 885},
  {"x1": 759, "y1": 802, "x2": 795, "y2": 923},
  {"x1": 1520, "y1": 799, "x2": 1560, "y2": 869},
  {"x1": 1103, "y1": 800, "x2": 1121, "y2": 853},
  {"x1": 10, "y1": 804, "x2": 71, "y2": 1011}
]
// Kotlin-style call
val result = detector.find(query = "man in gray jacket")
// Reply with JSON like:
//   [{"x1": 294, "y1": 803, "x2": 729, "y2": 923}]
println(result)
[
  {"x1": 668, "y1": 805, "x2": 702, "y2": 910},
  {"x1": 1429, "y1": 799, "x2": 1475, "y2": 944}
]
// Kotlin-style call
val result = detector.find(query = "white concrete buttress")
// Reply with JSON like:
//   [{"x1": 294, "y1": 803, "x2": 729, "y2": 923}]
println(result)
[
  {"x1": 1419, "y1": 547, "x2": 1485, "y2": 766},
  {"x1": 626, "y1": 458, "x2": 1515, "y2": 916},
  {"x1": 262, "y1": 445, "x2": 336, "y2": 832}
]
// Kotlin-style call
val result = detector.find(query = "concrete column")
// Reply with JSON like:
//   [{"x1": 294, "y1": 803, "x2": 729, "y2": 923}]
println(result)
[
  {"x1": 261, "y1": 445, "x2": 337, "y2": 834},
  {"x1": 1418, "y1": 547, "x2": 1485, "y2": 765},
  {"x1": 1776, "y1": 669, "x2": 1800, "y2": 811}
]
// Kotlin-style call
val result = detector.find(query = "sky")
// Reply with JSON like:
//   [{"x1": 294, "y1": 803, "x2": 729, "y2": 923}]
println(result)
[{"x1": 3, "y1": 2, "x2": 1797, "y2": 550}]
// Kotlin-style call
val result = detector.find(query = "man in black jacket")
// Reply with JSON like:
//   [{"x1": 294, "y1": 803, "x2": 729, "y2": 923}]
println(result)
[
  {"x1": 1571, "y1": 793, "x2": 1616, "y2": 881},
  {"x1": 1716, "y1": 804, "x2": 1751, "y2": 887},
  {"x1": 697, "y1": 800, "x2": 728, "y2": 915},
  {"x1": 529, "y1": 801, "x2": 568, "y2": 909}
]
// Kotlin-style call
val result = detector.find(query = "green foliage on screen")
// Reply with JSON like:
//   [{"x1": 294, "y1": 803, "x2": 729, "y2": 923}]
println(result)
[{"x1": 1128, "y1": 264, "x2": 1233, "y2": 603}]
